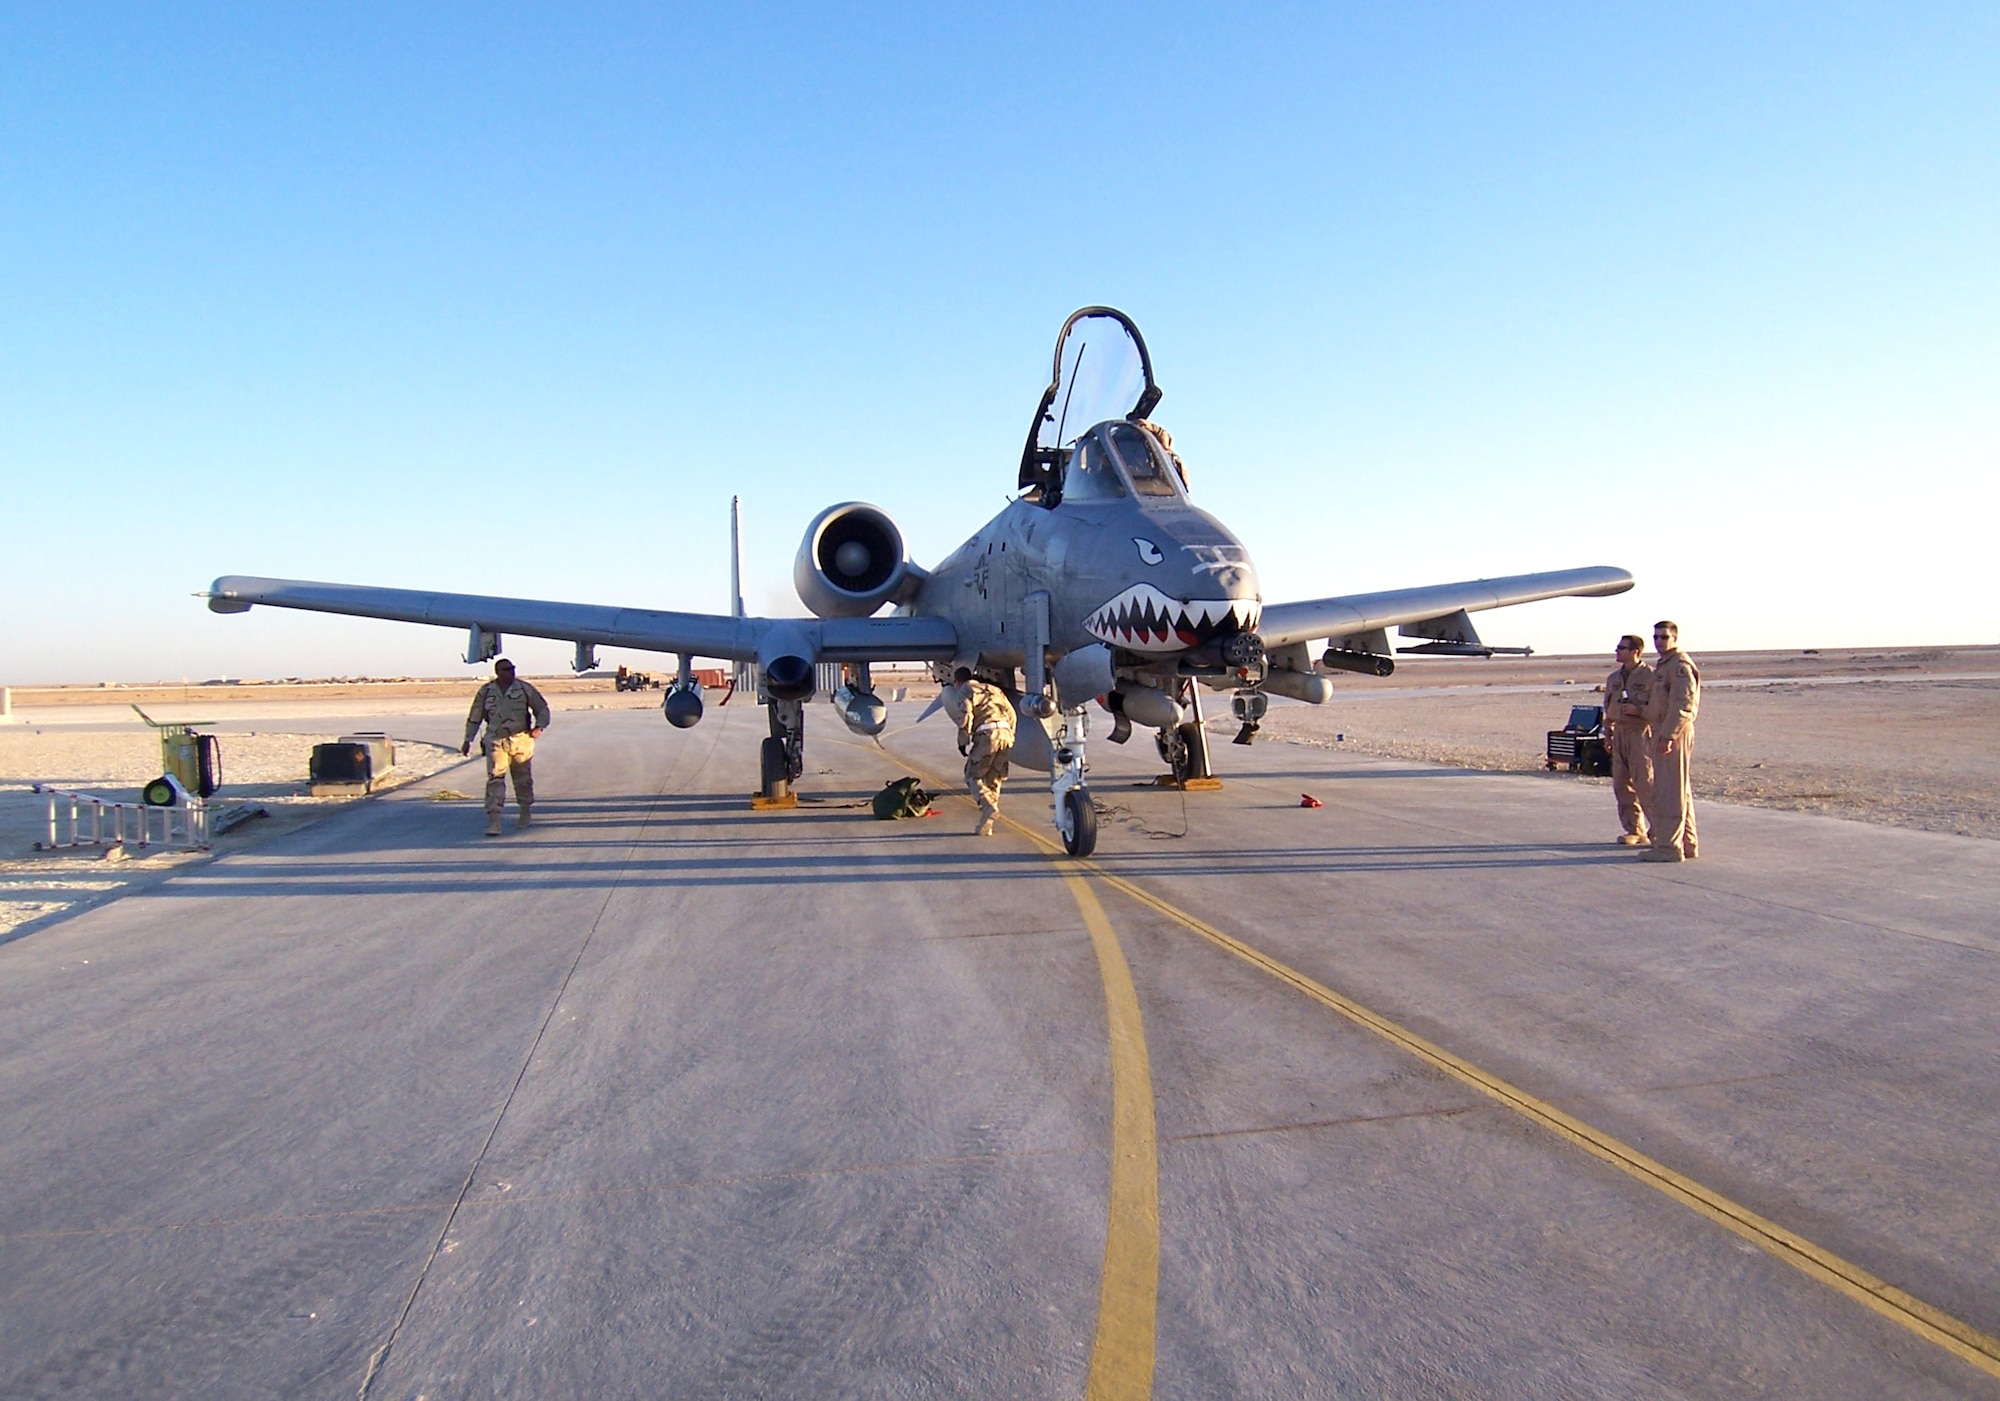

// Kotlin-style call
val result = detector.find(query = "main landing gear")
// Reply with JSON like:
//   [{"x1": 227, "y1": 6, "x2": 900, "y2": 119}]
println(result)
[
  {"x1": 759, "y1": 697, "x2": 806, "y2": 805},
  {"x1": 1154, "y1": 677, "x2": 1217, "y2": 787}
]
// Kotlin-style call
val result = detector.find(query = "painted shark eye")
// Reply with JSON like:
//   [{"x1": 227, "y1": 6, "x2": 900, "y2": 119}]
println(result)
[{"x1": 1134, "y1": 538, "x2": 1164, "y2": 565}]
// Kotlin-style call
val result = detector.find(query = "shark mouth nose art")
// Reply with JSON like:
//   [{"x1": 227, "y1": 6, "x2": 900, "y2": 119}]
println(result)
[{"x1": 1084, "y1": 583, "x2": 1261, "y2": 654}]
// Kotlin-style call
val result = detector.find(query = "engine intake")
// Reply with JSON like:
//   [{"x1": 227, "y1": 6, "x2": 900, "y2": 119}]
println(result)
[{"x1": 794, "y1": 502, "x2": 916, "y2": 619}]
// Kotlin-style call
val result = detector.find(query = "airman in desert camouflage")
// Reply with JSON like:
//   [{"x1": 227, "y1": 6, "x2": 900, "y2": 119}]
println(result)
[
  {"x1": 462, "y1": 659, "x2": 550, "y2": 837},
  {"x1": 952, "y1": 666, "x2": 1015, "y2": 837},
  {"x1": 1642, "y1": 621, "x2": 1701, "y2": 863},
  {"x1": 1603, "y1": 634, "x2": 1654, "y2": 846}
]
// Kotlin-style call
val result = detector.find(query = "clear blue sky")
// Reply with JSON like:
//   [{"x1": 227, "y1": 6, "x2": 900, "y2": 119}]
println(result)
[{"x1": 5, "y1": 3, "x2": 1995, "y2": 682}]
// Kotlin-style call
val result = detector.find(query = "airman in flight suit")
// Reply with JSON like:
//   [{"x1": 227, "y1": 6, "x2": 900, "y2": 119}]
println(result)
[
  {"x1": 1603, "y1": 634, "x2": 1654, "y2": 846},
  {"x1": 462, "y1": 658, "x2": 551, "y2": 837},
  {"x1": 953, "y1": 666, "x2": 1015, "y2": 837},
  {"x1": 1641, "y1": 621, "x2": 1701, "y2": 863}
]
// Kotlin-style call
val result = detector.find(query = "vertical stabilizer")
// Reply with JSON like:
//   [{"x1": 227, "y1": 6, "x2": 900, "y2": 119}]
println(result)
[
  {"x1": 730, "y1": 496, "x2": 746, "y2": 619},
  {"x1": 730, "y1": 496, "x2": 754, "y2": 696}
]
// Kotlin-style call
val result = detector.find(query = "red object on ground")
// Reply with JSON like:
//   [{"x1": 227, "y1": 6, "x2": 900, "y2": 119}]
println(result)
[{"x1": 1300, "y1": 794, "x2": 1324, "y2": 808}]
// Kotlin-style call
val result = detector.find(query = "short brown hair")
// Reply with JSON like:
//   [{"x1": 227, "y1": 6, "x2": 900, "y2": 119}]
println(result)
[
  {"x1": 1618, "y1": 634, "x2": 1644, "y2": 652},
  {"x1": 1653, "y1": 620, "x2": 1678, "y2": 638}
]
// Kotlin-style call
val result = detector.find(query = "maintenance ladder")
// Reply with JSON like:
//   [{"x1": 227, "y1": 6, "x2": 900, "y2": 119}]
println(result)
[{"x1": 34, "y1": 784, "x2": 211, "y2": 852}]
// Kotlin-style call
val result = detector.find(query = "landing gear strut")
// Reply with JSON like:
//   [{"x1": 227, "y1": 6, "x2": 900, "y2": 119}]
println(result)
[
  {"x1": 1051, "y1": 708, "x2": 1097, "y2": 857},
  {"x1": 760, "y1": 698, "x2": 805, "y2": 801},
  {"x1": 1155, "y1": 677, "x2": 1214, "y2": 785}
]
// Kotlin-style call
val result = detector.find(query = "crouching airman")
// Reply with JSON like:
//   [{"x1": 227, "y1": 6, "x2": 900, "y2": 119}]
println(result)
[{"x1": 952, "y1": 666, "x2": 1015, "y2": 837}]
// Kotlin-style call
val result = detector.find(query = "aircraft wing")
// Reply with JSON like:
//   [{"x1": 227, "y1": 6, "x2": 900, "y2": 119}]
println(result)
[
  {"x1": 1256, "y1": 566, "x2": 1634, "y2": 651},
  {"x1": 205, "y1": 575, "x2": 960, "y2": 663}
]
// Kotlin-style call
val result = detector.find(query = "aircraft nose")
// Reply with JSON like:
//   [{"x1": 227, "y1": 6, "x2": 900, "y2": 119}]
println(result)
[{"x1": 1169, "y1": 535, "x2": 1260, "y2": 604}]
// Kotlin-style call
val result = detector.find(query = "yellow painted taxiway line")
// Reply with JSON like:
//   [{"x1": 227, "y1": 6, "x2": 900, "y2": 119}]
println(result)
[
  {"x1": 1068, "y1": 854, "x2": 2000, "y2": 1382},
  {"x1": 890, "y1": 732, "x2": 2000, "y2": 1384},
  {"x1": 868, "y1": 738, "x2": 1162, "y2": 1397},
  {"x1": 1059, "y1": 871, "x2": 1160, "y2": 1401}
]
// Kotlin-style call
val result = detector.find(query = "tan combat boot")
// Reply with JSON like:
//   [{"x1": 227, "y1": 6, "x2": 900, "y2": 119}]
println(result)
[
  {"x1": 485, "y1": 813, "x2": 503, "y2": 837},
  {"x1": 517, "y1": 804, "x2": 532, "y2": 830}
]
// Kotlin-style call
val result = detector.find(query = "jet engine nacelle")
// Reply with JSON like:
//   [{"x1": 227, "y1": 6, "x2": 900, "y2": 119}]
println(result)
[{"x1": 794, "y1": 502, "x2": 918, "y2": 619}]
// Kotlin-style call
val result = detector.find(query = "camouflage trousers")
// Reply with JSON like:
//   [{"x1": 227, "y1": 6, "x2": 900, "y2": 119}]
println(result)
[
  {"x1": 964, "y1": 731, "x2": 1013, "y2": 821},
  {"x1": 1645, "y1": 734, "x2": 1698, "y2": 858},
  {"x1": 1611, "y1": 726, "x2": 1652, "y2": 840},
  {"x1": 485, "y1": 732, "x2": 536, "y2": 815}
]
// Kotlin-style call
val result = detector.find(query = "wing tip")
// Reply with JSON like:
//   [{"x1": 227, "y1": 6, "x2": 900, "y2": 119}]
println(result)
[
  {"x1": 1592, "y1": 567, "x2": 1637, "y2": 597},
  {"x1": 206, "y1": 576, "x2": 253, "y2": 613}
]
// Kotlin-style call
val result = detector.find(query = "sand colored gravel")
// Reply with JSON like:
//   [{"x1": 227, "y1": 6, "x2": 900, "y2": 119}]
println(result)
[
  {"x1": 1251, "y1": 646, "x2": 2000, "y2": 841},
  {"x1": 0, "y1": 727, "x2": 468, "y2": 937}
]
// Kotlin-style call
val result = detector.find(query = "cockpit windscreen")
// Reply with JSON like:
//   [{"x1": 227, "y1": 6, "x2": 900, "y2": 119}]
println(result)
[
  {"x1": 1061, "y1": 438, "x2": 1127, "y2": 501},
  {"x1": 1105, "y1": 422, "x2": 1178, "y2": 497}
]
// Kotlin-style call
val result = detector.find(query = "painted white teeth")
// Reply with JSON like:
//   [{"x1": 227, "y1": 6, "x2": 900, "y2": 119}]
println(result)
[{"x1": 1082, "y1": 584, "x2": 1260, "y2": 654}]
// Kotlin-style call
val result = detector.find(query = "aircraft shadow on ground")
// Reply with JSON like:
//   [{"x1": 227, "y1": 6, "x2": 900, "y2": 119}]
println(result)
[
  {"x1": 1108, "y1": 765, "x2": 1501, "y2": 783},
  {"x1": 139, "y1": 827, "x2": 1628, "y2": 902},
  {"x1": 271, "y1": 792, "x2": 1630, "y2": 869}
]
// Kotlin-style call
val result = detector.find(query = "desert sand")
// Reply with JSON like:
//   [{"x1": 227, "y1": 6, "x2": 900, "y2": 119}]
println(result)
[{"x1": 1252, "y1": 645, "x2": 2000, "y2": 840}]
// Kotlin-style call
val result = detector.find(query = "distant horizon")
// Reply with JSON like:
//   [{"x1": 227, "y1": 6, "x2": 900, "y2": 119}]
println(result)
[{"x1": 9, "y1": 640, "x2": 1997, "y2": 692}]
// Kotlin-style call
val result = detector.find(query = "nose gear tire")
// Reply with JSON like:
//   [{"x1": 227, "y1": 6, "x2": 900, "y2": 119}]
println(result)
[{"x1": 1061, "y1": 787, "x2": 1097, "y2": 857}]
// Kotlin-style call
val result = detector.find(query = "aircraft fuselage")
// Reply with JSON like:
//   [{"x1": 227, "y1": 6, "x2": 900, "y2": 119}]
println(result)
[{"x1": 912, "y1": 434, "x2": 1262, "y2": 688}]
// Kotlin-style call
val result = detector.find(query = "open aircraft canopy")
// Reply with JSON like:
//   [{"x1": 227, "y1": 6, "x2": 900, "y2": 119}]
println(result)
[{"x1": 1018, "y1": 307, "x2": 1162, "y2": 500}]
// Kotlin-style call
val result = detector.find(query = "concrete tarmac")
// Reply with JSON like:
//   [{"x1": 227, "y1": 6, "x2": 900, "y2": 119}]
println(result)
[{"x1": 1, "y1": 700, "x2": 1996, "y2": 1398}]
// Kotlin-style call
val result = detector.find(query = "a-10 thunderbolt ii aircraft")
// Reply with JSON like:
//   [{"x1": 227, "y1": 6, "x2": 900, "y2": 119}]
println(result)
[{"x1": 208, "y1": 307, "x2": 1633, "y2": 857}]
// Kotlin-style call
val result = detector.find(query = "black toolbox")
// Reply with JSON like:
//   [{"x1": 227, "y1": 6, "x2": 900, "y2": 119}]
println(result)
[{"x1": 1546, "y1": 704, "x2": 1611, "y2": 776}]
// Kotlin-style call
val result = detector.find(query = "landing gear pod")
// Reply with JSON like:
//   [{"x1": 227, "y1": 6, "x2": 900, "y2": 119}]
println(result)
[{"x1": 757, "y1": 620, "x2": 819, "y2": 703}]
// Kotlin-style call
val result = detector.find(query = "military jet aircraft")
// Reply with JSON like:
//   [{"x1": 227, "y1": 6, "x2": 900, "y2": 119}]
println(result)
[{"x1": 208, "y1": 307, "x2": 1632, "y2": 857}]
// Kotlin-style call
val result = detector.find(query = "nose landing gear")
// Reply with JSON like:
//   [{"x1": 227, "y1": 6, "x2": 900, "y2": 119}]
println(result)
[{"x1": 1051, "y1": 709, "x2": 1097, "y2": 857}]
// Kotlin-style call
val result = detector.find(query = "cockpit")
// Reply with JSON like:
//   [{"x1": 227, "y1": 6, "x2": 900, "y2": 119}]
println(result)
[
  {"x1": 1105, "y1": 420, "x2": 1179, "y2": 497},
  {"x1": 1057, "y1": 422, "x2": 1185, "y2": 504},
  {"x1": 1018, "y1": 307, "x2": 1186, "y2": 508}
]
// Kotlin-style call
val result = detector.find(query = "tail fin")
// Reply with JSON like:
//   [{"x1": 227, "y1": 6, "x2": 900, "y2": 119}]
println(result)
[
  {"x1": 729, "y1": 496, "x2": 746, "y2": 619},
  {"x1": 730, "y1": 497, "x2": 754, "y2": 696}
]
